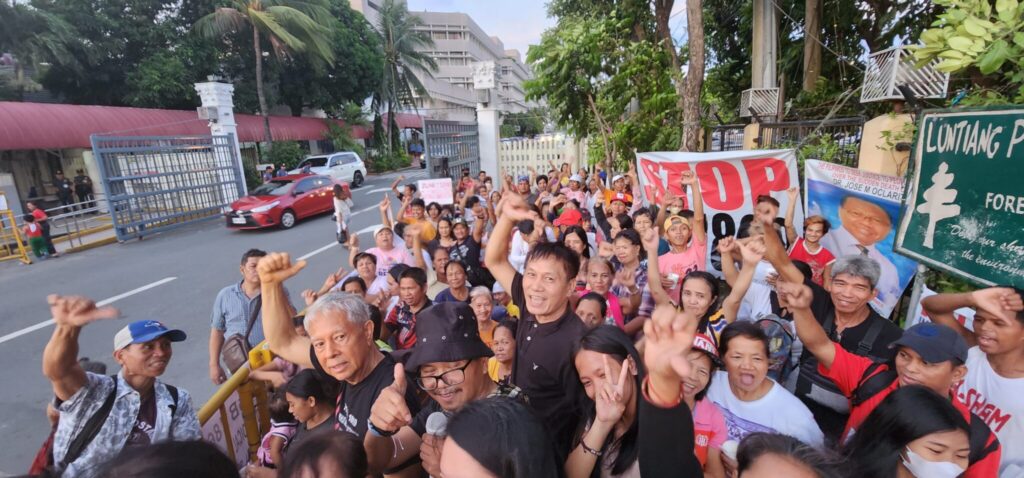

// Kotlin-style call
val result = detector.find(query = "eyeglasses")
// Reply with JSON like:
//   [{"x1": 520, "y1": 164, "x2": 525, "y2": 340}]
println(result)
[{"x1": 416, "y1": 361, "x2": 472, "y2": 391}]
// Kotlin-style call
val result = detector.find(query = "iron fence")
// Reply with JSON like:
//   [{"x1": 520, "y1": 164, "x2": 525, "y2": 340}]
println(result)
[
  {"x1": 423, "y1": 120, "x2": 479, "y2": 179},
  {"x1": 704, "y1": 125, "x2": 747, "y2": 152},
  {"x1": 756, "y1": 117, "x2": 865, "y2": 167},
  {"x1": 91, "y1": 134, "x2": 244, "y2": 241}
]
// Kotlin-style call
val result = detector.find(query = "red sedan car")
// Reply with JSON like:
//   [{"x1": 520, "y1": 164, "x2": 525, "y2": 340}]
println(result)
[{"x1": 226, "y1": 174, "x2": 348, "y2": 229}]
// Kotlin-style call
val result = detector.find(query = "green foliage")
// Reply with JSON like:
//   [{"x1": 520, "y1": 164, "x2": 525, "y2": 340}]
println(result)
[
  {"x1": 501, "y1": 108, "x2": 548, "y2": 138},
  {"x1": 911, "y1": 0, "x2": 1024, "y2": 102},
  {"x1": 264, "y1": 141, "x2": 305, "y2": 169},
  {"x1": 924, "y1": 268, "x2": 978, "y2": 293},
  {"x1": 526, "y1": 5, "x2": 681, "y2": 166},
  {"x1": 324, "y1": 105, "x2": 367, "y2": 157},
  {"x1": 367, "y1": 150, "x2": 410, "y2": 173},
  {"x1": 124, "y1": 51, "x2": 198, "y2": 108}
]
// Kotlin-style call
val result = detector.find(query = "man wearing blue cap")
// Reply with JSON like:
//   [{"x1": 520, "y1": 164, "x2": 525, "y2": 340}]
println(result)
[
  {"x1": 42, "y1": 295, "x2": 200, "y2": 477},
  {"x1": 779, "y1": 281, "x2": 1002, "y2": 476}
]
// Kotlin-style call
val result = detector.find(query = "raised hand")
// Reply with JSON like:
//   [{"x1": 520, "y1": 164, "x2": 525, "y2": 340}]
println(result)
[
  {"x1": 499, "y1": 192, "x2": 538, "y2": 223},
  {"x1": 737, "y1": 238, "x2": 766, "y2": 266},
  {"x1": 47, "y1": 295, "x2": 119, "y2": 328},
  {"x1": 640, "y1": 228, "x2": 660, "y2": 252},
  {"x1": 594, "y1": 355, "x2": 631, "y2": 425},
  {"x1": 786, "y1": 187, "x2": 798, "y2": 201},
  {"x1": 972, "y1": 287, "x2": 1024, "y2": 318},
  {"x1": 776, "y1": 280, "x2": 813, "y2": 310},
  {"x1": 643, "y1": 304, "x2": 696, "y2": 400},
  {"x1": 614, "y1": 268, "x2": 636, "y2": 291},
  {"x1": 301, "y1": 289, "x2": 318, "y2": 306},
  {"x1": 257, "y1": 252, "x2": 306, "y2": 286},
  {"x1": 369, "y1": 363, "x2": 413, "y2": 434},
  {"x1": 347, "y1": 234, "x2": 360, "y2": 250},
  {"x1": 681, "y1": 171, "x2": 698, "y2": 186},
  {"x1": 717, "y1": 236, "x2": 737, "y2": 256},
  {"x1": 323, "y1": 268, "x2": 344, "y2": 291},
  {"x1": 380, "y1": 194, "x2": 391, "y2": 212}
]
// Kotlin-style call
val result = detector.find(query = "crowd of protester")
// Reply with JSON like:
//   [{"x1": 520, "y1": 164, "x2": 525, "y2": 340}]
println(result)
[{"x1": 31, "y1": 162, "x2": 1024, "y2": 477}]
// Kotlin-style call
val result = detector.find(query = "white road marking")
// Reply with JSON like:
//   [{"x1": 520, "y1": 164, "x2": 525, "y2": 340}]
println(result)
[
  {"x1": 354, "y1": 225, "x2": 379, "y2": 236},
  {"x1": 297, "y1": 242, "x2": 338, "y2": 261},
  {"x1": 363, "y1": 188, "x2": 392, "y2": 194},
  {"x1": 0, "y1": 276, "x2": 178, "y2": 345}
]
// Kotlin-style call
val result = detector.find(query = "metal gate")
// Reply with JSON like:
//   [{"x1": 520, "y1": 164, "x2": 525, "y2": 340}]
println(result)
[
  {"x1": 757, "y1": 117, "x2": 865, "y2": 167},
  {"x1": 422, "y1": 119, "x2": 479, "y2": 179},
  {"x1": 91, "y1": 134, "x2": 245, "y2": 241}
]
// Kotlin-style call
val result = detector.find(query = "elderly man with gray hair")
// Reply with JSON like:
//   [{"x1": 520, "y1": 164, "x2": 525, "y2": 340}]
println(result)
[
  {"x1": 256, "y1": 252, "x2": 421, "y2": 444},
  {"x1": 759, "y1": 217, "x2": 904, "y2": 445}
]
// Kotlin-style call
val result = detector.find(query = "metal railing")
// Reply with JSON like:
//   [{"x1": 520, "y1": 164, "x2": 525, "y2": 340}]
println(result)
[
  {"x1": 42, "y1": 195, "x2": 113, "y2": 249},
  {"x1": 704, "y1": 125, "x2": 746, "y2": 152},
  {"x1": 199, "y1": 342, "x2": 274, "y2": 470},
  {"x1": 756, "y1": 117, "x2": 865, "y2": 167}
]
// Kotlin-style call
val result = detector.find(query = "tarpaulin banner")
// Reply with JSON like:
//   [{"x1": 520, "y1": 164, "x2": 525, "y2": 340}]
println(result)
[
  {"x1": 805, "y1": 159, "x2": 918, "y2": 317},
  {"x1": 906, "y1": 284, "x2": 976, "y2": 331},
  {"x1": 636, "y1": 150, "x2": 803, "y2": 274}
]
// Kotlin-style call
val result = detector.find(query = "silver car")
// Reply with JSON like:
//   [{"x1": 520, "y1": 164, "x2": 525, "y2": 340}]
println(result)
[{"x1": 291, "y1": 152, "x2": 367, "y2": 187}]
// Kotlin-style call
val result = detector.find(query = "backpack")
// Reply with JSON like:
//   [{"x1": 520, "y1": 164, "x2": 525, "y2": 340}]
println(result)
[
  {"x1": 849, "y1": 364, "x2": 999, "y2": 466},
  {"x1": 795, "y1": 311, "x2": 886, "y2": 414},
  {"x1": 45, "y1": 377, "x2": 179, "y2": 474},
  {"x1": 755, "y1": 314, "x2": 796, "y2": 383}
]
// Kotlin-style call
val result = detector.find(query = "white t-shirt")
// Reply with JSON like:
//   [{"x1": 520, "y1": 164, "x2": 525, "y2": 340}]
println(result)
[
  {"x1": 737, "y1": 261, "x2": 777, "y2": 321},
  {"x1": 707, "y1": 371, "x2": 824, "y2": 448},
  {"x1": 509, "y1": 232, "x2": 531, "y2": 273},
  {"x1": 955, "y1": 346, "x2": 1024, "y2": 475}
]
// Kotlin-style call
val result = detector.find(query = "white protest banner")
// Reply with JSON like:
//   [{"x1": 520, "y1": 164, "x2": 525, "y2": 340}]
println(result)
[
  {"x1": 636, "y1": 150, "x2": 803, "y2": 274},
  {"x1": 906, "y1": 284, "x2": 976, "y2": 330},
  {"x1": 805, "y1": 159, "x2": 918, "y2": 318},
  {"x1": 418, "y1": 178, "x2": 454, "y2": 205}
]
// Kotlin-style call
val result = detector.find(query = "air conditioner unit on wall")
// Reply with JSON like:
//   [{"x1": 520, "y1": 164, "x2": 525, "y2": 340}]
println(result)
[
  {"x1": 860, "y1": 46, "x2": 949, "y2": 103},
  {"x1": 739, "y1": 88, "x2": 780, "y2": 118}
]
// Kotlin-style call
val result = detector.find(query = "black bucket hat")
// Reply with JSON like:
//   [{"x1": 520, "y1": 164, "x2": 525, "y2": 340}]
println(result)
[{"x1": 403, "y1": 302, "x2": 493, "y2": 372}]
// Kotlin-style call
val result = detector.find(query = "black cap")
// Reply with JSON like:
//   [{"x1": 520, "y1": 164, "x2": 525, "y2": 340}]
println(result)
[
  {"x1": 403, "y1": 302, "x2": 493, "y2": 372},
  {"x1": 890, "y1": 322, "x2": 968, "y2": 364}
]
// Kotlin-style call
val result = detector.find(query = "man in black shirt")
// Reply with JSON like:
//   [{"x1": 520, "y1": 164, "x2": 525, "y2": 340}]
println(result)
[
  {"x1": 365, "y1": 302, "x2": 524, "y2": 476},
  {"x1": 73, "y1": 169, "x2": 94, "y2": 210},
  {"x1": 761, "y1": 219, "x2": 903, "y2": 443},
  {"x1": 257, "y1": 253, "x2": 419, "y2": 439},
  {"x1": 486, "y1": 192, "x2": 588, "y2": 460},
  {"x1": 53, "y1": 170, "x2": 74, "y2": 210}
]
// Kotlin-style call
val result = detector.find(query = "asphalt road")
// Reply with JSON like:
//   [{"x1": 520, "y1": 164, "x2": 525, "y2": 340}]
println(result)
[{"x1": 0, "y1": 167, "x2": 429, "y2": 475}]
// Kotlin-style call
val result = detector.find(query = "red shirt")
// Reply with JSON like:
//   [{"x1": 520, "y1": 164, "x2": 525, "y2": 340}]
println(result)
[
  {"x1": 787, "y1": 238, "x2": 835, "y2": 286},
  {"x1": 819, "y1": 343, "x2": 1002, "y2": 478},
  {"x1": 23, "y1": 223, "x2": 42, "y2": 238},
  {"x1": 31, "y1": 208, "x2": 47, "y2": 222}
]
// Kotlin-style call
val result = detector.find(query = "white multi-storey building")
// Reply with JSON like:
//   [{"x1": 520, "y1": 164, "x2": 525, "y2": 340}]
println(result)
[{"x1": 349, "y1": 1, "x2": 534, "y2": 121}]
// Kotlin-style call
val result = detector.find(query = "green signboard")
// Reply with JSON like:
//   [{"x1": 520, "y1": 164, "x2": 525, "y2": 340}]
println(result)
[{"x1": 896, "y1": 107, "x2": 1024, "y2": 288}]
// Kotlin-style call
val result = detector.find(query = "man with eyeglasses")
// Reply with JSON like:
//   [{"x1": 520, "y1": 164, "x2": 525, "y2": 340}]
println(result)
[
  {"x1": 820, "y1": 195, "x2": 901, "y2": 311},
  {"x1": 365, "y1": 302, "x2": 525, "y2": 476}
]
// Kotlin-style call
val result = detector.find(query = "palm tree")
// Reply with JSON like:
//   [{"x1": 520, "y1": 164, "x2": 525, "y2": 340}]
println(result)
[
  {"x1": 372, "y1": 0, "x2": 438, "y2": 156},
  {"x1": 0, "y1": 2, "x2": 80, "y2": 97},
  {"x1": 195, "y1": 0, "x2": 335, "y2": 147}
]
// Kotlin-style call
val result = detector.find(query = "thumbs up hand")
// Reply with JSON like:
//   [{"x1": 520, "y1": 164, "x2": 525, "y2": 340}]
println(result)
[{"x1": 369, "y1": 363, "x2": 413, "y2": 434}]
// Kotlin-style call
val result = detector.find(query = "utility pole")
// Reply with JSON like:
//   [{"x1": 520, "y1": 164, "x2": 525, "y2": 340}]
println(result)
[{"x1": 750, "y1": 0, "x2": 778, "y2": 90}]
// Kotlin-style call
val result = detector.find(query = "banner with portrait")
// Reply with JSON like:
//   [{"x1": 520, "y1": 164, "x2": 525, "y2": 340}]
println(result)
[
  {"x1": 805, "y1": 159, "x2": 918, "y2": 317},
  {"x1": 636, "y1": 150, "x2": 804, "y2": 274}
]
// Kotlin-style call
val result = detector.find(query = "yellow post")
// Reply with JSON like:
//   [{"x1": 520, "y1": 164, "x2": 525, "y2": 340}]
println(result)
[
  {"x1": 743, "y1": 123, "x2": 762, "y2": 150},
  {"x1": 0, "y1": 193, "x2": 31, "y2": 264}
]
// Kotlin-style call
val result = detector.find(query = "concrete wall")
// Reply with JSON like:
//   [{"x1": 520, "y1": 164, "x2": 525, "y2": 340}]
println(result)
[{"x1": 858, "y1": 113, "x2": 913, "y2": 176}]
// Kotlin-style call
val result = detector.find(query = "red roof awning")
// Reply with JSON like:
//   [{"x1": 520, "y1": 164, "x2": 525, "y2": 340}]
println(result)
[
  {"x1": 382, "y1": 112, "x2": 425, "y2": 129},
  {"x1": 0, "y1": 102, "x2": 375, "y2": 151}
]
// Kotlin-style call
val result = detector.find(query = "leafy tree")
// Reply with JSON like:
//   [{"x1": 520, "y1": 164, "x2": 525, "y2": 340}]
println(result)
[
  {"x1": 0, "y1": 1, "x2": 79, "y2": 98},
  {"x1": 501, "y1": 108, "x2": 548, "y2": 137},
  {"x1": 277, "y1": 0, "x2": 383, "y2": 116},
  {"x1": 371, "y1": 0, "x2": 438, "y2": 156},
  {"x1": 911, "y1": 0, "x2": 1024, "y2": 103},
  {"x1": 196, "y1": 0, "x2": 336, "y2": 146}
]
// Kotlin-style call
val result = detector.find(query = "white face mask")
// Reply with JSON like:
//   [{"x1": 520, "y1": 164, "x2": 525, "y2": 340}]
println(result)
[{"x1": 902, "y1": 447, "x2": 966, "y2": 478}]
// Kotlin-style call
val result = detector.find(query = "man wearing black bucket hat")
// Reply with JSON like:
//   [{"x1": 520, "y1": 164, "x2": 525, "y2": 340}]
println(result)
[{"x1": 364, "y1": 302, "x2": 524, "y2": 476}]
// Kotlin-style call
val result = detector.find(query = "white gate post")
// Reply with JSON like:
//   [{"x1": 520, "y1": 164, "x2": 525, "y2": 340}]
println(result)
[
  {"x1": 477, "y1": 104, "x2": 501, "y2": 181},
  {"x1": 194, "y1": 80, "x2": 248, "y2": 196}
]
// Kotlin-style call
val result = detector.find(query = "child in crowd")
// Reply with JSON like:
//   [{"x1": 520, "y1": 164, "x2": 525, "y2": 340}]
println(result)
[
  {"x1": 23, "y1": 214, "x2": 47, "y2": 259},
  {"x1": 256, "y1": 391, "x2": 299, "y2": 469}
]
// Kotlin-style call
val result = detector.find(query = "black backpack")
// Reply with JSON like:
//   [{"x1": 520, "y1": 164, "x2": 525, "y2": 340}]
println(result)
[
  {"x1": 51, "y1": 377, "x2": 179, "y2": 472},
  {"x1": 795, "y1": 312, "x2": 886, "y2": 413},
  {"x1": 849, "y1": 364, "x2": 1000, "y2": 466}
]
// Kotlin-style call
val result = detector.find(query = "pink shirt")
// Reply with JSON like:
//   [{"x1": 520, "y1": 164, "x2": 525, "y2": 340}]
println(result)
[
  {"x1": 367, "y1": 246, "x2": 415, "y2": 279},
  {"x1": 693, "y1": 398, "x2": 727, "y2": 468},
  {"x1": 658, "y1": 236, "x2": 708, "y2": 301},
  {"x1": 578, "y1": 289, "x2": 624, "y2": 329}
]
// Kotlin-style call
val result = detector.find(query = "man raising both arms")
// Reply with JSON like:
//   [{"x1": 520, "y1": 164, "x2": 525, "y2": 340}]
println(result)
[{"x1": 923, "y1": 286, "x2": 1024, "y2": 475}]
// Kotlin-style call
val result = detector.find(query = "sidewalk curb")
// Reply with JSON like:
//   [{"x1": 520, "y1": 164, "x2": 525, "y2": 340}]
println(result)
[{"x1": 64, "y1": 236, "x2": 119, "y2": 254}]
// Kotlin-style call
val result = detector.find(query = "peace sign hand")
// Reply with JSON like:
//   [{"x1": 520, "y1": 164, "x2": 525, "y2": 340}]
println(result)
[{"x1": 594, "y1": 355, "x2": 631, "y2": 425}]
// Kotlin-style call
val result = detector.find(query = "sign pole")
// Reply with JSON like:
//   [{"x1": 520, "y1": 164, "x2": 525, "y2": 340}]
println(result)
[{"x1": 904, "y1": 264, "x2": 928, "y2": 330}]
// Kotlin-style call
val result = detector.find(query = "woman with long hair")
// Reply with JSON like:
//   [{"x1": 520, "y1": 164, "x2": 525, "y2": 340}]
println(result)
[
  {"x1": 427, "y1": 217, "x2": 457, "y2": 256},
  {"x1": 560, "y1": 225, "x2": 592, "y2": 291},
  {"x1": 565, "y1": 306, "x2": 704, "y2": 478},
  {"x1": 642, "y1": 229, "x2": 763, "y2": 347},
  {"x1": 282, "y1": 370, "x2": 335, "y2": 449},
  {"x1": 609, "y1": 230, "x2": 646, "y2": 329},
  {"x1": 842, "y1": 385, "x2": 972, "y2": 478}
]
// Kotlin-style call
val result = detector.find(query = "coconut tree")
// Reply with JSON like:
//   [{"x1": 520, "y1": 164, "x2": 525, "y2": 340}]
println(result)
[
  {"x1": 372, "y1": 0, "x2": 438, "y2": 156},
  {"x1": 195, "y1": 0, "x2": 335, "y2": 147}
]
